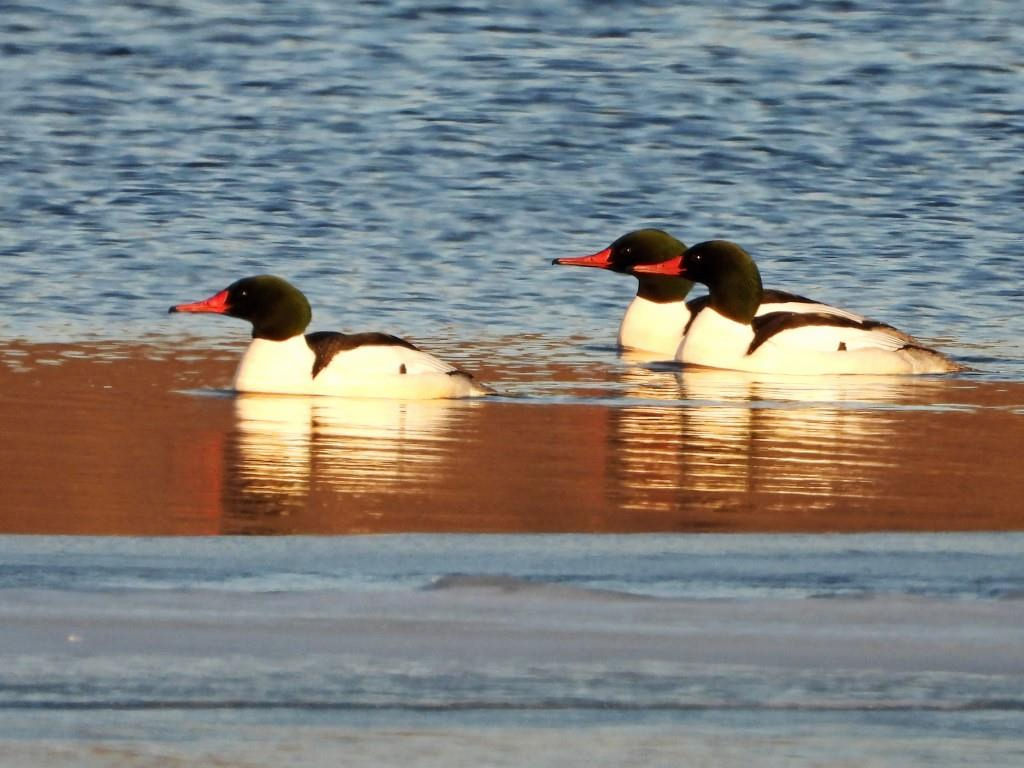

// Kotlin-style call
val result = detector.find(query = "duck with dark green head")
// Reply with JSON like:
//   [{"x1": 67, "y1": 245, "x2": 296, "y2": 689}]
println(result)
[
  {"x1": 552, "y1": 229, "x2": 695, "y2": 356},
  {"x1": 170, "y1": 275, "x2": 494, "y2": 398},
  {"x1": 553, "y1": 229, "x2": 871, "y2": 359},
  {"x1": 635, "y1": 241, "x2": 962, "y2": 374}
]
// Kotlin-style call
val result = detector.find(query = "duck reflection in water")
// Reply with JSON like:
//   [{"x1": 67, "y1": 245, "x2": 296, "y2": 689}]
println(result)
[
  {"x1": 608, "y1": 363, "x2": 952, "y2": 527},
  {"x1": 223, "y1": 394, "x2": 463, "y2": 533}
]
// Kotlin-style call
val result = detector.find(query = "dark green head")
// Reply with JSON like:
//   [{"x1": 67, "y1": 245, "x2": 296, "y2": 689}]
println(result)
[
  {"x1": 169, "y1": 274, "x2": 313, "y2": 340},
  {"x1": 634, "y1": 240, "x2": 764, "y2": 322},
  {"x1": 552, "y1": 229, "x2": 694, "y2": 303}
]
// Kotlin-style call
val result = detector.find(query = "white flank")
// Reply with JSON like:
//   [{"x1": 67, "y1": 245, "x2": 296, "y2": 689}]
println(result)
[
  {"x1": 677, "y1": 308, "x2": 959, "y2": 375},
  {"x1": 232, "y1": 336, "x2": 491, "y2": 399},
  {"x1": 617, "y1": 294, "x2": 858, "y2": 360}
]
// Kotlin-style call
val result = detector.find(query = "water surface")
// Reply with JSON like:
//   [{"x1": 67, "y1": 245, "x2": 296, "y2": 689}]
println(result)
[
  {"x1": 1, "y1": 0, "x2": 1022, "y2": 378},
  {"x1": 0, "y1": 534, "x2": 1023, "y2": 768},
  {"x1": 2, "y1": 339, "x2": 1022, "y2": 534},
  {"x1": 3, "y1": 1, "x2": 1024, "y2": 765}
]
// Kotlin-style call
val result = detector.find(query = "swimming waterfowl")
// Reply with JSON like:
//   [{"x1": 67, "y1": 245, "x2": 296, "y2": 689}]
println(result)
[
  {"x1": 169, "y1": 275, "x2": 494, "y2": 398},
  {"x1": 553, "y1": 229, "x2": 867, "y2": 357},
  {"x1": 633, "y1": 240, "x2": 961, "y2": 375},
  {"x1": 553, "y1": 229, "x2": 696, "y2": 356}
]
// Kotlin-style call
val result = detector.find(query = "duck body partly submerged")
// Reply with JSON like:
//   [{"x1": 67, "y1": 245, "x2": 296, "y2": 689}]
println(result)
[
  {"x1": 553, "y1": 229, "x2": 695, "y2": 356},
  {"x1": 616, "y1": 294, "x2": 693, "y2": 357},
  {"x1": 678, "y1": 303, "x2": 957, "y2": 374},
  {"x1": 634, "y1": 241, "x2": 961, "y2": 375},
  {"x1": 233, "y1": 333, "x2": 489, "y2": 398},
  {"x1": 171, "y1": 275, "x2": 493, "y2": 399},
  {"x1": 555, "y1": 229, "x2": 872, "y2": 359}
]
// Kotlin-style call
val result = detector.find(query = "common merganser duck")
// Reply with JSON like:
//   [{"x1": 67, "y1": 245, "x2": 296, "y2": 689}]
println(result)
[
  {"x1": 552, "y1": 229, "x2": 696, "y2": 356},
  {"x1": 553, "y1": 229, "x2": 868, "y2": 357},
  {"x1": 169, "y1": 275, "x2": 494, "y2": 398},
  {"x1": 634, "y1": 240, "x2": 962, "y2": 375}
]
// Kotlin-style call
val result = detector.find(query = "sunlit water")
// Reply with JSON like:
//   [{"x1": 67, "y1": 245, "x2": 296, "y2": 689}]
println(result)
[
  {"x1": 3, "y1": 1, "x2": 1024, "y2": 765},
  {"x1": 1, "y1": 0, "x2": 1023, "y2": 377}
]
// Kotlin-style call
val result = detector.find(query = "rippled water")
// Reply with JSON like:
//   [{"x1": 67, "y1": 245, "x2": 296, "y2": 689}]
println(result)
[
  {"x1": 3, "y1": 2, "x2": 1024, "y2": 765},
  {"x1": 2, "y1": 0, "x2": 1023, "y2": 376},
  {"x1": 2, "y1": 341, "x2": 1022, "y2": 535}
]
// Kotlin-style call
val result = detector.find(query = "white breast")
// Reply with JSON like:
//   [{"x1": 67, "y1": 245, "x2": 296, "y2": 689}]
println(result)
[
  {"x1": 233, "y1": 336, "x2": 318, "y2": 394},
  {"x1": 617, "y1": 296, "x2": 691, "y2": 357},
  {"x1": 676, "y1": 309, "x2": 757, "y2": 370}
]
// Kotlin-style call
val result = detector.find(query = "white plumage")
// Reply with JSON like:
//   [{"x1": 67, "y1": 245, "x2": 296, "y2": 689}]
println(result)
[{"x1": 234, "y1": 337, "x2": 489, "y2": 399}]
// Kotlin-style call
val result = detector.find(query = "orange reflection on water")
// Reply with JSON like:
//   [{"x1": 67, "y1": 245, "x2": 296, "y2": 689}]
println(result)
[
  {"x1": 677, "y1": 370, "x2": 908, "y2": 504},
  {"x1": 0, "y1": 339, "x2": 1021, "y2": 534},
  {"x1": 604, "y1": 362, "x2": 1019, "y2": 530},
  {"x1": 226, "y1": 395, "x2": 467, "y2": 533}
]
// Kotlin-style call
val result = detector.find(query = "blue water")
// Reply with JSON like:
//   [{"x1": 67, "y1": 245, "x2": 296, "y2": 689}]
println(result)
[
  {"x1": 2, "y1": 0, "x2": 1023, "y2": 377},
  {"x1": 2, "y1": 533, "x2": 1023, "y2": 600},
  {"x1": 3, "y1": 4, "x2": 1024, "y2": 764}
]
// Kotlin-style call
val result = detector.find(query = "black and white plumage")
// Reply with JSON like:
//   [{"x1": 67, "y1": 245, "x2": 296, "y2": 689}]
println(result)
[
  {"x1": 554, "y1": 229, "x2": 871, "y2": 358},
  {"x1": 170, "y1": 275, "x2": 493, "y2": 398},
  {"x1": 634, "y1": 241, "x2": 961, "y2": 375}
]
